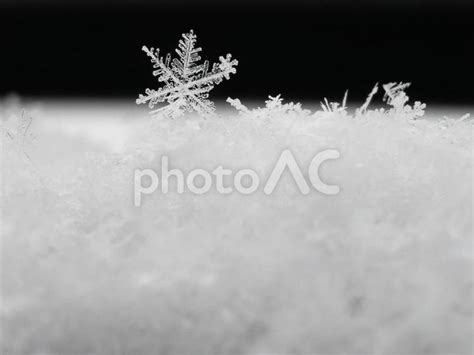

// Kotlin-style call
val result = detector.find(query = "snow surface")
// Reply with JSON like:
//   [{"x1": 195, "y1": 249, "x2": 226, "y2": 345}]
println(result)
[{"x1": 1, "y1": 99, "x2": 473, "y2": 354}]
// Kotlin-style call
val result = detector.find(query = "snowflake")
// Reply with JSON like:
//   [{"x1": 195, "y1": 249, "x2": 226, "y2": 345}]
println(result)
[
  {"x1": 137, "y1": 30, "x2": 238, "y2": 118},
  {"x1": 383, "y1": 82, "x2": 426, "y2": 119},
  {"x1": 264, "y1": 95, "x2": 311, "y2": 116},
  {"x1": 227, "y1": 95, "x2": 310, "y2": 117}
]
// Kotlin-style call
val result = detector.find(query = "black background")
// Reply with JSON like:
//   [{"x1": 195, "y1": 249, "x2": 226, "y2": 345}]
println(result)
[{"x1": 1, "y1": 1, "x2": 473, "y2": 104}]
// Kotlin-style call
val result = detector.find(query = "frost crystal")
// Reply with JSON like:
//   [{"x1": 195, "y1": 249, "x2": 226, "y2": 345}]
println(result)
[
  {"x1": 356, "y1": 83, "x2": 379, "y2": 115},
  {"x1": 227, "y1": 95, "x2": 310, "y2": 117},
  {"x1": 264, "y1": 95, "x2": 311, "y2": 116},
  {"x1": 137, "y1": 30, "x2": 238, "y2": 119},
  {"x1": 226, "y1": 83, "x2": 431, "y2": 123},
  {"x1": 383, "y1": 82, "x2": 426, "y2": 119},
  {"x1": 320, "y1": 91, "x2": 349, "y2": 115},
  {"x1": 226, "y1": 98, "x2": 250, "y2": 115}
]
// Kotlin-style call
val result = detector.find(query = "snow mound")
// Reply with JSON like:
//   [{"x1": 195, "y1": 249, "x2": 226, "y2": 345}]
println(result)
[{"x1": 1, "y1": 93, "x2": 473, "y2": 354}]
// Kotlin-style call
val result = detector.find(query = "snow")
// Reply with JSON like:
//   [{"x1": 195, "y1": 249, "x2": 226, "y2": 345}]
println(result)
[
  {"x1": 137, "y1": 30, "x2": 238, "y2": 119},
  {"x1": 1, "y1": 98, "x2": 473, "y2": 354}
]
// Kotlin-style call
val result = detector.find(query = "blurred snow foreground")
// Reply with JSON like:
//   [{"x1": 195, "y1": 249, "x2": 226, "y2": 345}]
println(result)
[{"x1": 1, "y1": 84, "x2": 473, "y2": 355}]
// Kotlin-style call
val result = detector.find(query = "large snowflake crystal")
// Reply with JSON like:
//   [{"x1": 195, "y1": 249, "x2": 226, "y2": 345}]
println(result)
[{"x1": 137, "y1": 30, "x2": 238, "y2": 118}]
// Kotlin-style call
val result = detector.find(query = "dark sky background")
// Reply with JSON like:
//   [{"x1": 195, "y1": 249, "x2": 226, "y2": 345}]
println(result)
[
  {"x1": 1, "y1": 0, "x2": 473, "y2": 104},
  {"x1": 1, "y1": 0, "x2": 473, "y2": 5}
]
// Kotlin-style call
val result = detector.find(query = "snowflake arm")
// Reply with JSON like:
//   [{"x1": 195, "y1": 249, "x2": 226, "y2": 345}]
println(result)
[{"x1": 172, "y1": 30, "x2": 203, "y2": 80}]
